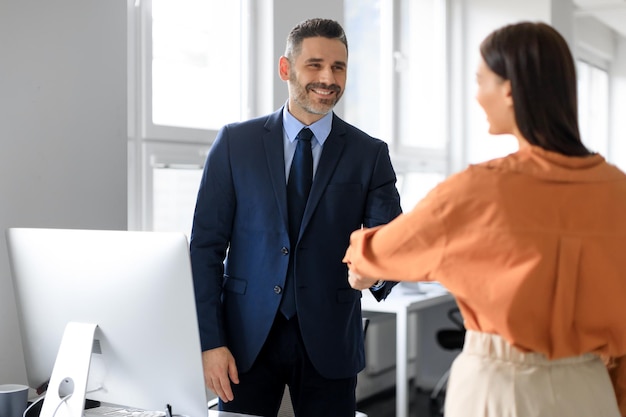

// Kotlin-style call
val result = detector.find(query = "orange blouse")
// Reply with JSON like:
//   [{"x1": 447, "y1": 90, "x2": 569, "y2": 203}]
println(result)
[{"x1": 344, "y1": 145, "x2": 626, "y2": 414}]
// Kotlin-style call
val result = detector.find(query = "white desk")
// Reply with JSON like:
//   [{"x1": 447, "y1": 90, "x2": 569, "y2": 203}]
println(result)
[
  {"x1": 82, "y1": 406, "x2": 252, "y2": 417},
  {"x1": 361, "y1": 283, "x2": 453, "y2": 417},
  {"x1": 208, "y1": 411, "x2": 258, "y2": 416}
]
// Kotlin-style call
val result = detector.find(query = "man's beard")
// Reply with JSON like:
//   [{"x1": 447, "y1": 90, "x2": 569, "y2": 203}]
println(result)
[{"x1": 289, "y1": 73, "x2": 342, "y2": 116}]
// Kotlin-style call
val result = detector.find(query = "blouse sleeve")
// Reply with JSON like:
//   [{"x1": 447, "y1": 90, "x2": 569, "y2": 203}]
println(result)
[{"x1": 343, "y1": 185, "x2": 448, "y2": 282}]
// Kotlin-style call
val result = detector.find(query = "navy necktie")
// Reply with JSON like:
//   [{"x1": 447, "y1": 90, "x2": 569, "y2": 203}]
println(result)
[{"x1": 280, "y1": 127, "x2": 313, "y2": 318}]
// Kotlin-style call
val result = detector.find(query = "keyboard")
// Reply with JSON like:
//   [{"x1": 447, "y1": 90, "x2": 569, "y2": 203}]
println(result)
[{"x1": 83, "y1": 405, "x2": 166, "y2": 417}]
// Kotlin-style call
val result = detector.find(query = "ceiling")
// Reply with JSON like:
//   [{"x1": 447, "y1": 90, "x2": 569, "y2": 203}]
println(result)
[{"x1": 572, "y1": 0, "x2": 626, "y2": 37}]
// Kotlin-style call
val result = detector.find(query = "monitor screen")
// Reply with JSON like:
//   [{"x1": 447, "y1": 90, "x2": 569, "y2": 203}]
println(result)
[{"x1": 6, "y1": 228, "x2": 208, "y2": 417}]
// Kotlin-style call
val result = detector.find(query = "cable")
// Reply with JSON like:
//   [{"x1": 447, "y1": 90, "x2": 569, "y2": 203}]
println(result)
[
  {"x1": 51, "y1": 393, "x2": 73, "y2": 417},
  {"x1": 23, "y1": 395, "x2": 45, "y2": 417},
  {"x1": 23, "y1": 386, "x2": 101, "y2": 417}
]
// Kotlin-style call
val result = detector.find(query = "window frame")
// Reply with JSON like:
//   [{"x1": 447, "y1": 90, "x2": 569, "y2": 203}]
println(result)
[
  {"x1": 576, "y1": 57, "x2": 611, "y2": 157},
  {"x1": 138, "y1": 0, "x2": 249, "y2": 143},
  {"x1": 129, "y1": 0, "x2": 454, "y2": 231},
  {"x1": 129, "y1": 0, "x2": 256, "y2": 231},
  {"x1": 383, "y1": 0, "x2": 451, "y2": 205},
  {"x1": 141, "y1": 142, "x2": 210, "y2": 233}
]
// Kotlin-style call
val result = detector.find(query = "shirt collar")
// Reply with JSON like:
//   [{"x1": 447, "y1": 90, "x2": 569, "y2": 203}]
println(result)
[
  {"x1": 282, "y1": 103, "x2": 333, "y2": 146},
  {"x1": 485, "y1": 145, "x2": 615, "y2": 183}
]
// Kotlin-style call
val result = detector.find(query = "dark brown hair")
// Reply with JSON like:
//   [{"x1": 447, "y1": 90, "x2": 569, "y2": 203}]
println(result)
[
  {"x1": 480, "y1": 22, "x2": 592, "y2": 156},
  {"x1": 285, "y1": 18, "x2": 348, "y2": 61}
]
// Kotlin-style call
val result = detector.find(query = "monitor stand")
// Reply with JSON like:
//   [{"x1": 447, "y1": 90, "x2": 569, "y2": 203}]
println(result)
[{"x1": 39, "y1": 322, "x2": 98, "y2": 417}]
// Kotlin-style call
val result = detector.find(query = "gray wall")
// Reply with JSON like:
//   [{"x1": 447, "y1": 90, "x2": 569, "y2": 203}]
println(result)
[{"x1": 0, "y1": 0, "x2": 127, "y2": 384}]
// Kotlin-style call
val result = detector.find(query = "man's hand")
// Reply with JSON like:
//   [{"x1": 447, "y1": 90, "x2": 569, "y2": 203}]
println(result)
[
  {"x1": 348, "y1": 270, "x2": 379, "y2": 290},
  {"x1": 202, "y1": 346, "x2": 239, "y2": 403}
]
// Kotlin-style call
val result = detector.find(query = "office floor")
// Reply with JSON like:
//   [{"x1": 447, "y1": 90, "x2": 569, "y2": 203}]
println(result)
[{"x1": 357, "y1": 385, "x2": 443, "y2": 417}]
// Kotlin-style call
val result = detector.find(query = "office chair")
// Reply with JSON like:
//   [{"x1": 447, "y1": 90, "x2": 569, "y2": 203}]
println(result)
[
  {"x1": 429, "y1": 307, "x2": 465, "y2": 415},
  {"x1": 208, "y1": 317, "x2": 370, "y2": 417}
]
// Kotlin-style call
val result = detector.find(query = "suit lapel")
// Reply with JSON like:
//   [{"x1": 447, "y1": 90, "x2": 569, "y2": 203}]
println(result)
[
  {"x1": 299, "y1": 115, "x2": 347, "y2": 238},
  {"x1": 262, "y1": 110, "x2": 289, "y2": 233},
  {"x1": 262, "y1": 111, "x2": 348, "y2": 242}
]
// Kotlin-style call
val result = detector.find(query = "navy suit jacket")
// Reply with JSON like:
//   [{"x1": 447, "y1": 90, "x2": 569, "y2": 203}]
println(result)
[{"x1": 190, "y1": 107, "x2": 402, "y2": 379}]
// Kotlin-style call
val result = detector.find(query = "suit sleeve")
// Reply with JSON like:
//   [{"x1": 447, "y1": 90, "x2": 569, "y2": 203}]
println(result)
[
  {"x1": 189, "y1": 126, "x2": 235, "y2": 351},
  {"x1": 363, "y1": 141, "x2": 403, "y2": 300},
  {"x1": 363, "y1": 141, "x2": 402, "y2": 229}
]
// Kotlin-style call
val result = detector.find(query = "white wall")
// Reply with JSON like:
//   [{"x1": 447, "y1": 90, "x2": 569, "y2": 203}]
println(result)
[
  {"x1": 575, "y1": 15, "x2": 616, "y2": 64},
  {"x1": 0, "y1": 0, "x2": 127, "y2": 384}
]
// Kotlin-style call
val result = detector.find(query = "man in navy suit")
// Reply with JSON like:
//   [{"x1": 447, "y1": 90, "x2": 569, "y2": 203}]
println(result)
[{"x1": 190, "y1": 18, "x2": 402, "y2": 417}]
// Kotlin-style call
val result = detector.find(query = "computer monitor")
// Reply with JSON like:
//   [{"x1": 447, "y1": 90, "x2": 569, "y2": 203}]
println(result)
[{"x1": 6, "y1": 228, "x2": 208, "y2": 417}]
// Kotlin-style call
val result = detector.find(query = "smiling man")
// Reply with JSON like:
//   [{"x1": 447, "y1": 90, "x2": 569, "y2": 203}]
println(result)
[{"x1": 189, "y1": 18, "x2": 402, "y2": 417}]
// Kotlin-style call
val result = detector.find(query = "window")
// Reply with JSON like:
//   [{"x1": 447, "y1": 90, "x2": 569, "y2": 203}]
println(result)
[
  {"x1": 396, "y1": 0, "x2": 446, "y2": 150},
  {"x1": 130, "y1": 0, "x2": 247, "y2": 234},
  {"x1": 577, "y1": 60, "x2": 609, "y2": 156},
  {"x1": 131, "y1": 0, "x2": 451, "y2": 230},
  {"x1": 148, "y1": 0, "x2": 244, "y2": 137},
  {"x1": 343, "y1": 1, "x2": 382, "y2": 138},
  {"x1": 396, "y1": 171, "x2": 446, "y2": 212},
  {"x1": 143, "y1": 143, "x2": 208, "y2": 235},
  {"x1": 344, "y1": 0, "x2": 448, "y2": 210}
]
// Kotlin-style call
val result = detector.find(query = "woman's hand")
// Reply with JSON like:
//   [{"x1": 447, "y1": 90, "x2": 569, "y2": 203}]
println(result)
[{"x1": 348, "y1": 270, "x2": 379, "y2": 290}]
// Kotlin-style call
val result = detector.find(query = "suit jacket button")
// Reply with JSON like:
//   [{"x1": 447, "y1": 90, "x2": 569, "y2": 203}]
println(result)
[
  {"x1": 274, "y1": 286, "x2": 282, "y2": 294},
  {"x1": 281, "y1": 247, "x2": 289, "y2": 255}
]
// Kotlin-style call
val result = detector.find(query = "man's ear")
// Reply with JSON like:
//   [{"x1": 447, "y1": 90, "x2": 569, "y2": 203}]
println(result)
[{"x1": 279, "y1": 56, "x2": 290, "y2": 81}]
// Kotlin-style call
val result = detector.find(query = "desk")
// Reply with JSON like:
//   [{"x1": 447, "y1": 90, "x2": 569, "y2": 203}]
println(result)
[
  {"x1": 207, "y1": 397, "x2": 261, "y2": 416},
  {"x1": 208, "y1": 411, "x2": 258, "y2": 416},
  {"x1": 361, "y1": 283, "x2": 453, "y2": 417}
]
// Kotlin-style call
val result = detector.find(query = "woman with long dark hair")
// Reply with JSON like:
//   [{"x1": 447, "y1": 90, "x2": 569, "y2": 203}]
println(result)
[{"x1": 344, "y1": 22, "x2": 626, "y2": 416}]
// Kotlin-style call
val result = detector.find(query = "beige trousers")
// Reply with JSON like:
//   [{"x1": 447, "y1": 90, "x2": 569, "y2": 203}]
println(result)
[{"x1": 444, "y1": 330, "x2": 620, "y2": 417}]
